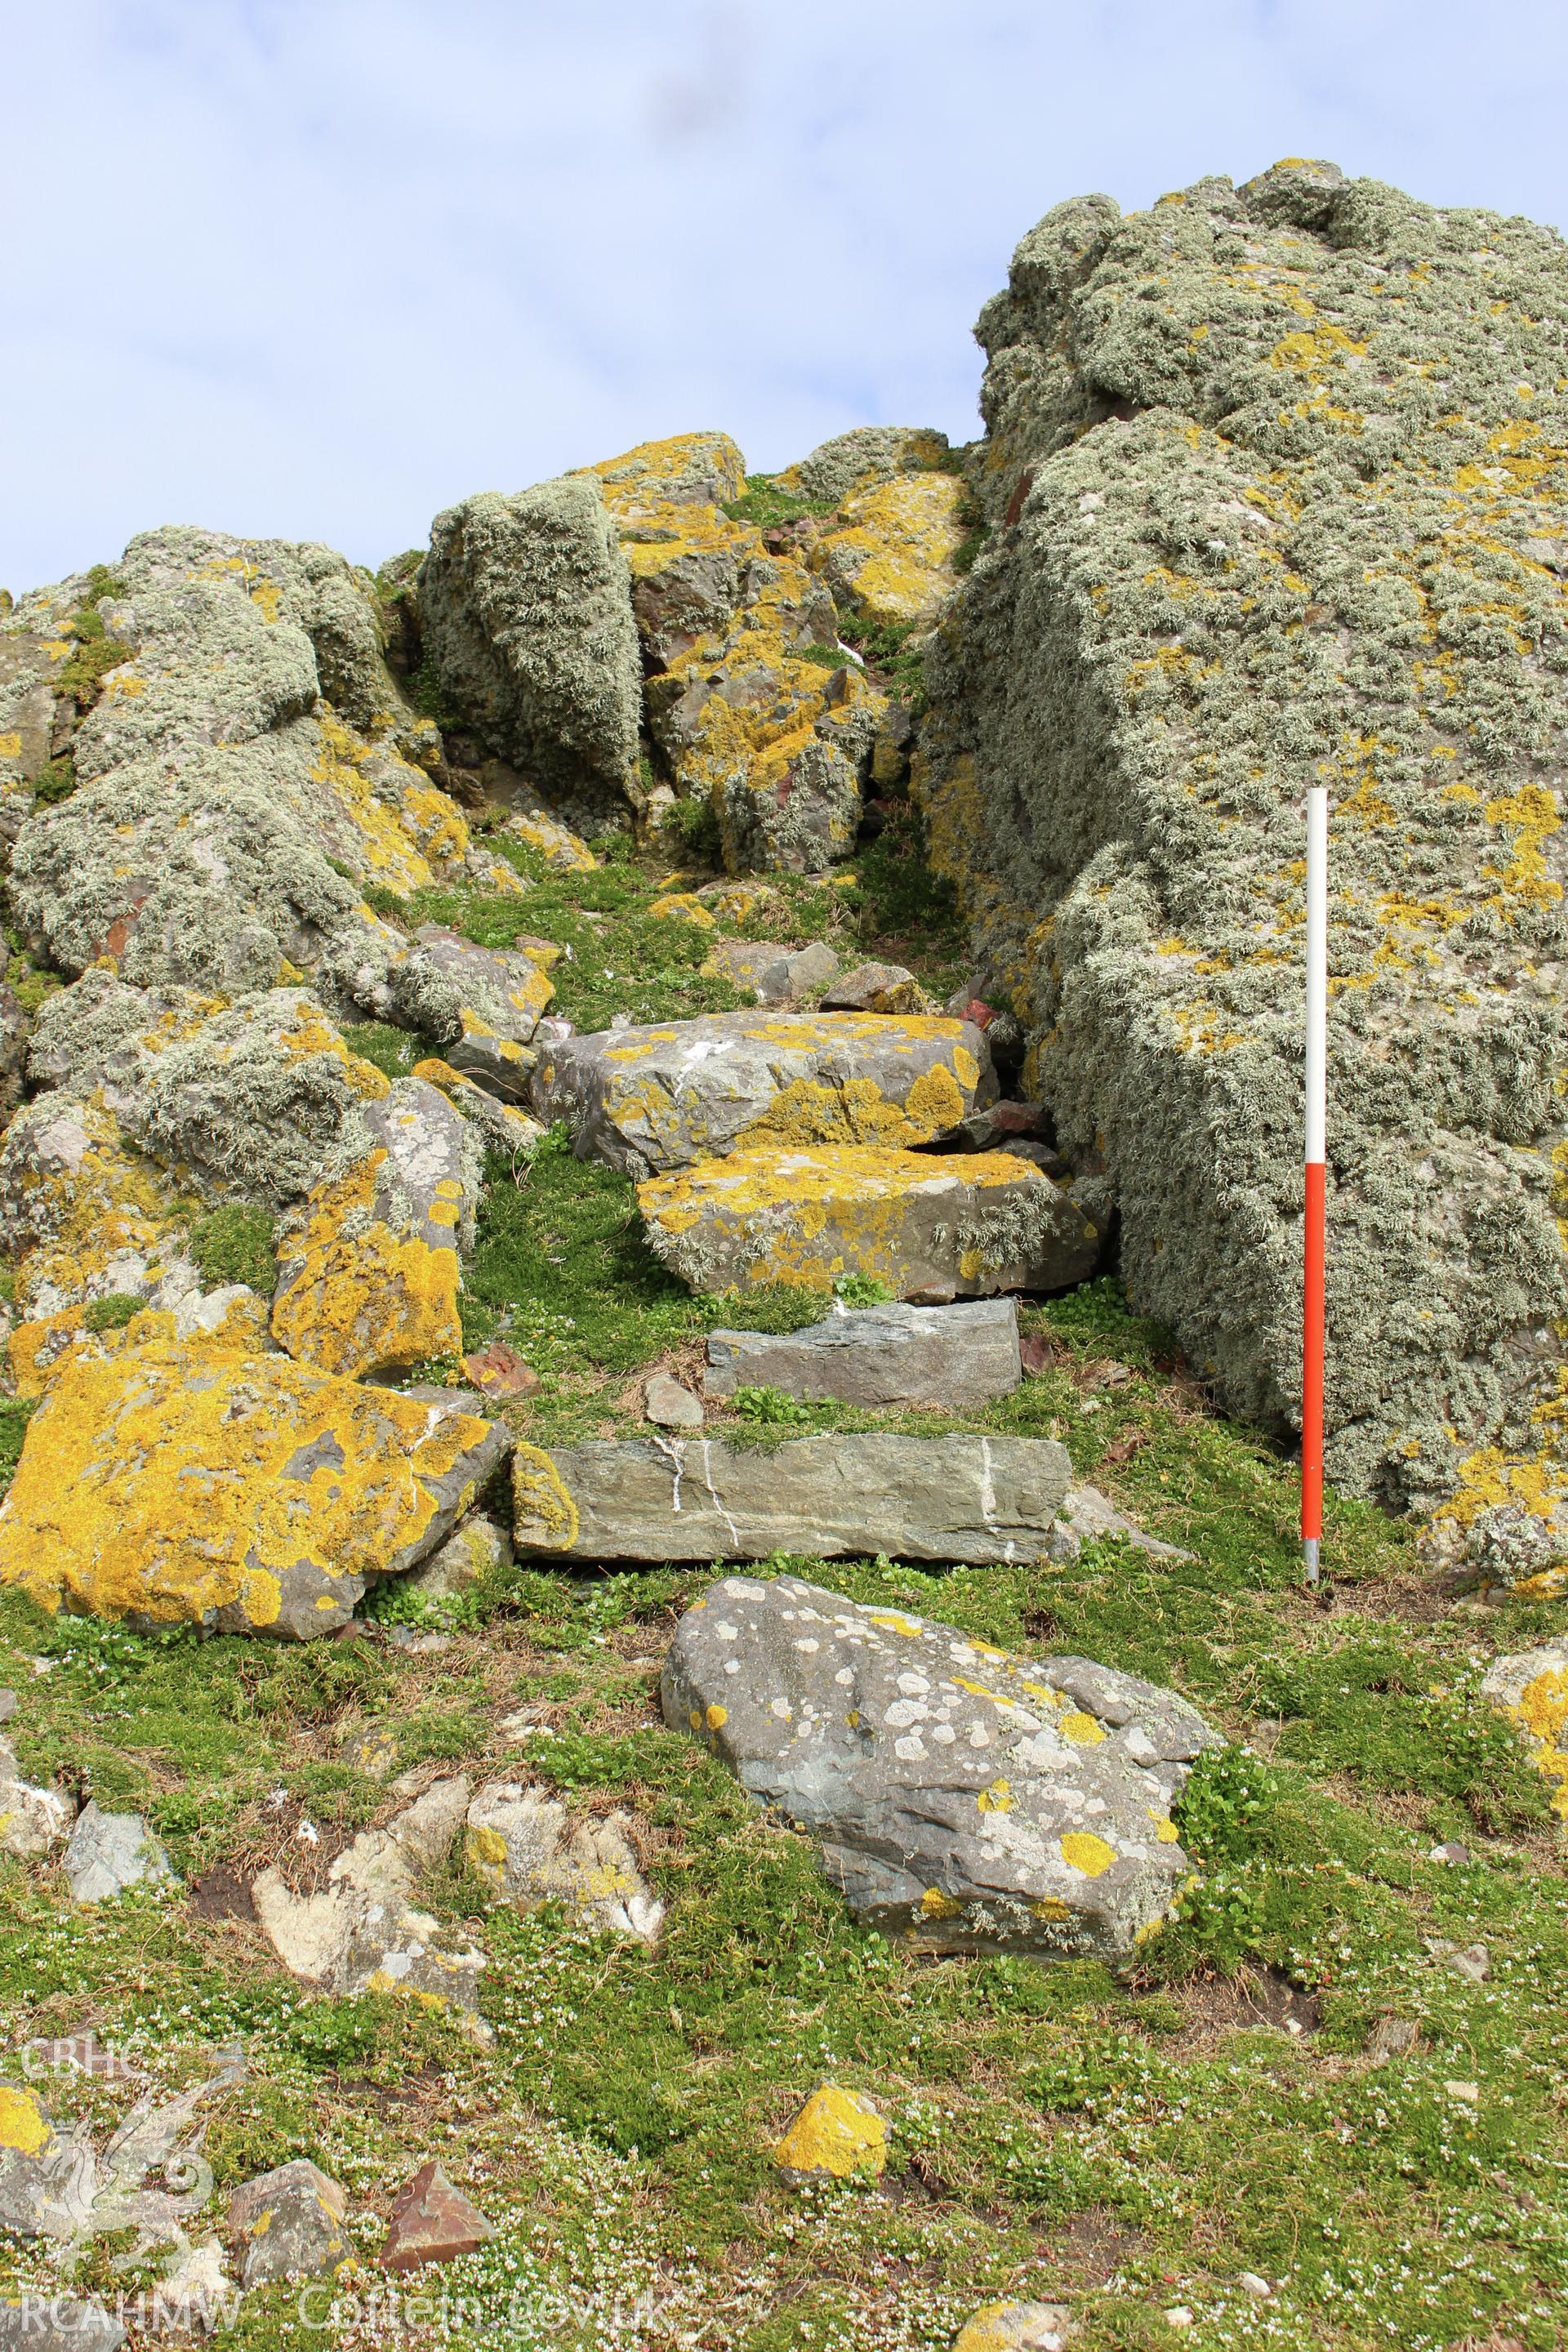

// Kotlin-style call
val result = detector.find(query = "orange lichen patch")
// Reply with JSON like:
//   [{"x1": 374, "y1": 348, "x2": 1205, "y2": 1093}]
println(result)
[
  {"x1": 648, "y1": 892, "x2": 718, "y2": 929},
  {"x1": 0, "y1": 2086, "x2": 52, "y2": 2158},
  {"x1": 0, "y1": 1339, "x2": 496, "y2": 1630},
  {"x1": 511, "y1": 1444, "x2": 580, "y2": 1552},
  {"x1": 772, "y1": 2085, "x2": 886, "y2": 2180},
  {"x1": 586, "y1": 430, "x2": 748, "y2": 514},
  {"x1": 810, "y1": 473, "x2": 965, "y2": 628},
  {"x1": 271, "y1": 1154, "x2": 462, "y2": 1380},
  {"x1": 9, "y1": 1292, "x2": 270, "y2": 1399},
  {"x1": 639, "y1": 1143, "x2": 1059, "y2": 1296},
  {"x1": 503, "y1": 812, "x2": 598, "y2": 872}
]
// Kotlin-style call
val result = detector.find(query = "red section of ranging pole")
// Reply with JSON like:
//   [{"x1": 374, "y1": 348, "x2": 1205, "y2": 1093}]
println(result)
[{"x1": 1303, "y1": 784, "x2": 1328, "y2": 1584}]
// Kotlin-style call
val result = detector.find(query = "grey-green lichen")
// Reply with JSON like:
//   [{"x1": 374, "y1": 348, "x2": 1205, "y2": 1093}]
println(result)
[
  {"x1": 918, "y1": 157, "x2": 1568, "y2": 1510},
  {"x1": 418, "y1": 475, "x2": 643, "y2": 825}
]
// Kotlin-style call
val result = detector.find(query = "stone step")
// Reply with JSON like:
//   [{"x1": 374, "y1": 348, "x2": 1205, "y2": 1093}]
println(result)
[
  {"x1": 704, "y1": 1296, "x2": 1022, "y2": 1409},
  {"x1": 511, "y1": 1430, "x2": 1071, "y2": 1565},
  {"x1": 531, "y1": 1009, "x2": 995, "y2": 1177},
  {"x1": 639, "y1": 1144, "x2": 1101, "y2": 1298}
]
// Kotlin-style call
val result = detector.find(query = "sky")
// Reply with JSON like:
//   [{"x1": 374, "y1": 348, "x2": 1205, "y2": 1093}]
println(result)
[{"x1": 6, "y1": 0, "x2": 1568, "y2": 591}]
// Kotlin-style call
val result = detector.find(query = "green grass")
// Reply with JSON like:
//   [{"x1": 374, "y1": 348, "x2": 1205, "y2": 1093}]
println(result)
[
  {"x1": 720, "y1": 473, "x2": 838, "y2": 529},
  {"x1": 189, "y1": 1201, "x2": 277, "y2": 1294}
]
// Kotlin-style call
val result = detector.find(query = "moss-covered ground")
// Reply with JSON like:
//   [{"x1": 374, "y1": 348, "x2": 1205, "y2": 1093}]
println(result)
[{"x1": 2, "y1": 833, "x2": 1566, "y2": 2350}]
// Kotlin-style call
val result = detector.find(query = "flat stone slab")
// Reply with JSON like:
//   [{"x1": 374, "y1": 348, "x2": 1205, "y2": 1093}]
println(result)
[
  {"x1": 531, "y1": 1011, "x2": 995, "y2": 1177},
  {"x1": 62, "y1": 1804, "x2": 176, "y2": 1904},
  {"x1": 663, "y1": 1572, "x2": 1221, "y2": 1958},
  {"x1": 640, "y1": 1147, "x2": 1100, "y2": 1298},
  {"x1": 705, "y1": 1297, "x2": 1022, "y2": 1409},
  {"x1": 512, "y1": 1432, "x2": 1071, "y2": 1564}
]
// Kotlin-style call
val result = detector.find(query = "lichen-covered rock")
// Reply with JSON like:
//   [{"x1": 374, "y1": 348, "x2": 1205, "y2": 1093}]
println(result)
[
  {"x1": 664, "y1": 1572, "x2": 1220, "y2": 1955},
  {"x1": 270, "y1": 1080, "x2": 474, "y2": 1379},
  {"x1": 8, "y1": 1286, "x2": 270, "y2": 1401},
  {"x1": 820, "y1": 960, "x2": 932, "y2": 1014},
  {"x1": 917, "y1": 159, "x2": 1568, "y2": 1514},
  {"x1": 772, "y1": 2084, "x2": 886, "y2": 2182},
  {"x1": 1481, "y1": 1642, "x2": 1568, "y2": 1820},
  {"x1": 464, "y1": 1784, "x2": 664, "y2": 1940},
  {"x1": 411, "y1": 1057, "x2": 545, "y2": 1156},
  {"x1": 0, "y1": 1092, "x2": 193, "y2": 1320},
  {"x1": 501, "y1": 807, "x2": 598, "y2": 871},
  {"x1": 532, "y1": 1010, "x2": 994, "y2": 1178},
  {"x1": 640, "y1": 1146, "x2": 1100, "y2": 1298},
  {"x1": 700, "y1": 939, "x2": 839, "y2": 1005},
  {"x1": 24, "y1": 978, "x2": 397, "y2": 1211},
  {"x1": 7, "y1": 529, "x2": 518, "y2": 1003},
  {"x1": 0, "y1": 1336, "x2": 509, "y2": 1637},
  {"x1": 512, "y1": 1432, "x2": 1071, "y2": 1564},
  {"x1": 377, "y1": 2160, "x2": 494, "y2": 2273},
  {"x1": 403, "y1": 1512, "x2": 511, "y2": 1601},
  {"x1": 952, "y1": 2304, "x2": 1076, "y2": 2352},
  {"x1": 778, "y1": 426, "x2": 953, "y2": 505},
  {"x1": 229, "y1": 2159, "x2": 350, "y2": 2288},
  {"x1": 704, "y1": 1296, "x2": 1022, "y2": 1408},
  {"x1": 419, "y1": 476, "x2": 642, "y2": 823},
  {"x1": 588, "y1": 431, "x2": 883, "y2": 871},
  {"x1": 811, "y1": 472, "x2": 966, "y2": 628}
]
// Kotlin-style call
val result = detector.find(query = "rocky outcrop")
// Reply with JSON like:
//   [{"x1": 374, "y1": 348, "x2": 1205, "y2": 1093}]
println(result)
[
  {"x1": 639, "y1": 1146, "x2": 1100, "y2": 1298},
  {"x1": 0, "y1": 1336, "x2": 509, "y2": 1636},
  {"x1": 419, "y1": 476, "x2": 643, "y2": 827},
  {"x1": 777, "y1": 426, "x2": 953, "y2": 505},
  {"x1": 663, "y1": 1573, "x2": 1219, "y2": 1956},
  {"x1": 918, "y1": 158, "x2": 1568, "y2": 1542},
  {"x1": 811, "y1": 473, "x2": 967, "y2": 628},
  {"x1": 532, "y1": 1009, "x2": 995, "y2": 1178},
  {"x1": 511, "y1": 1432, "x2": 1071, "y2": 1563},
  {"x1": 703, "y1": 1296, "x2": 1022, "y2": 1408}
]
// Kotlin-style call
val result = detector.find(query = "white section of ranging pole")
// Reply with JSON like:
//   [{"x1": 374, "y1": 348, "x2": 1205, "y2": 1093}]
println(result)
[
  {"x1": 1305, "y1": 787, "x2": 1328, "y2": 1164},
  {"x1": 1303, "y1": 784, "x2": 1329, "y2": 1585}
]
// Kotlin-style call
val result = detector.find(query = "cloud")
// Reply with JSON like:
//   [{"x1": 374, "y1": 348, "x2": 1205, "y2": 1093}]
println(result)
[{"x1": 2, "y1": 0, "x2": 1566, "y2": 587}]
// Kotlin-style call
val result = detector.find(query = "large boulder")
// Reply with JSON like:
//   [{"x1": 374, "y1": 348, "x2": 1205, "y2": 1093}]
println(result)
[
  {"x1": 418, "y1": 475, "x2": 643, "y2": 826},
  {"x1": 586, "y1": 432, "x2": 883, "y2": 870},
  {"x1": 777, "y1": 426, "x2": 953, "y2": 505},
  {"x1": 916, "y1": 160, "x2": 1568, "y2": 1544},
  {"x1": 703, "y1": 1296, "x2": 1022, "y2": 1408},
  {"x1": 662, "y1": 1573, "x2": 1220, "y2": 1956},
  {"x1": 532, "y1": 1009, "x2": 996, "y2": 1178},
  {"x1": 5, "y1": 528, "x2": 520, "y2": 1002},
  {"x1": 0, "y1": 1335, "x2": 509, "y2": 1637},
  {"x1": 512, "y1": 1432, "x2": 1071, "y2": 1564},
  {"x1": 810, "y1": 472, "x2": 967, "y2": 628},
  {"x1": 639, "y1": 1147, "x2": 1100, "y2": 1298}
]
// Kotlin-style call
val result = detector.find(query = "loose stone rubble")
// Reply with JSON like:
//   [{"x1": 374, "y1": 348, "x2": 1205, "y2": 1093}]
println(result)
[
  {"x1": 663, "y1": 1573, "x2": 1220, "y2": 1957},
  {"x1": 513, "y1": 1433, "x2": 1071, "y2": 1564},
  {"x1": 464, "y1": 1783, "x2": 665, "y2": 1940},
  {"x1": 228, "y1": 2159, "x2": 350, "y2": 2287}
]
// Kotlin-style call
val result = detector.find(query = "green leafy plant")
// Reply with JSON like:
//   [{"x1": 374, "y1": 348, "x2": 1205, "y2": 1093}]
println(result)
[
  {"x1": 835, "y1": 1274, "x2": 893, "y2": 1308},
  {"x1": 731, "y1": 1384, "x2": 816, "y2": 1428},
  {"x1": 719, "y1": 474, "x2": 836, "y2": 529},
  {"x1": 189, "y1": 1203, "x2": 276, "y2": 1294},
  {"x1": 82, "y1": 1294, "x2": 142, "y2": 1333}
]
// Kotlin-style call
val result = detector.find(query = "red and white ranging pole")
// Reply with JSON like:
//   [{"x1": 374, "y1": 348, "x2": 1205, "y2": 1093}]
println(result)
[{"x1": 1302, "y1": 784, "x2": 1328, "y2": 1585}]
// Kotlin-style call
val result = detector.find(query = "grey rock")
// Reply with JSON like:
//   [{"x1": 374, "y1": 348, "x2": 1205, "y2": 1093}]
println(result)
[
  {"x1": 640, "y1": 1145, "x2": 1101, "y2": 1301},
  {"x1": 412, "y1": 924, "x2": 552, "y2": 1099},
  {"x1": 513, "y1": 1432, "x2": 1071, "y2": 1565},
  {"x1": 464, "y1": 1784, "x2": 664, "y2": 1941},
  {"x1": 702, "y1": 940, "x2": 839, "y2": 1007},
  {"x1": 704, "y1": 1298, "x2": 1022, "y2": 1410},
  {"x1": 1426, "y1": 1937, "x2": 1491, "y2": 1982},
  {"x1": 662, "y1": 1572, "x2": 1220, "y2": 1957},
  {"x1": 62, "y1": 1805, "x2": 176, "y2": 1904},
  {"x1": 403, "y1": 1512, "x2": 511, "y2": 1601},
  {"x1": 644, "y1": 1371, "x2": 704, "y2": 1429},
  {"x1": 0, "y1": 1691, "x2": 16, "y2": 1724},
  {"x1": 1365, "y1": 2016, "x2": 1419, "y2": 2062},
  {"x1": 0, "y1": 2297, "x2": 125, "y2": 2351},
  {"x1": 953, "y1": 2305, "x2": 1076, "y2": 2352},
  {"x1": 419, "y1": 476, "x2": 641, "y2": 825},
  {"x1": 229, "y1": 2158, "x2": 350, "y2": 2287},
  {"x1": 819, "y1": 960, "x2": 931, "y2": 1015},
  {"x1": 532, "y1": 1009, "x2": 995, "y2": 1178},
  {"x1": 919, "y1": 167, "x2": 1568, "y2": 1513}
]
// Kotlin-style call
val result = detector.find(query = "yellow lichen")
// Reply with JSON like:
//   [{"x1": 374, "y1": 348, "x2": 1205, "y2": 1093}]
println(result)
[
  {"x1": 772, "y1": 2084, "x2": 886, "y2": 2179},
  {"x1": 270, "y1": 1154, "x2": 462, "y2": 1380}
]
